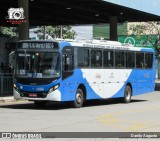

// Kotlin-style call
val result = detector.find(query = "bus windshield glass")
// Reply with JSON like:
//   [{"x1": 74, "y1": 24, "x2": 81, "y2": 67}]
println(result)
[{"x1": 15, "y1": 52, "x2": 60, "y2": 78}]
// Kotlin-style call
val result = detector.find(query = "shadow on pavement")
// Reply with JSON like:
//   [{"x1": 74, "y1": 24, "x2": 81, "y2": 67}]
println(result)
[{"x1": 0, "y1": 98, "x2": 148, "y2": 110}]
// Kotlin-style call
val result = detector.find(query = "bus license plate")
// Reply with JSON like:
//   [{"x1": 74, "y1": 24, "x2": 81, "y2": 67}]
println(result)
[{"x1": 29, "y1": 93, "x2": 37, "y2": 97}]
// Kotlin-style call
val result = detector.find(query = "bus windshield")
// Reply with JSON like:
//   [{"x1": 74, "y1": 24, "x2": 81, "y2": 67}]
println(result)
[{"x1": 15, "y1": 52, "x2": 60, "y2": 78}]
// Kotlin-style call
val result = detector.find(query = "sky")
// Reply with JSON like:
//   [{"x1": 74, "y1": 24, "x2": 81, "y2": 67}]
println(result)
[{"x1": 104, "y1": 0, "x2": 160, "y2": 16}]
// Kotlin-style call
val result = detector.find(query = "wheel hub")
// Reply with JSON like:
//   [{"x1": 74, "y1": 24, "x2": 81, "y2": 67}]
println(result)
[{"x1": 76, "y1": 93, "x2": 82, "y2": 104}]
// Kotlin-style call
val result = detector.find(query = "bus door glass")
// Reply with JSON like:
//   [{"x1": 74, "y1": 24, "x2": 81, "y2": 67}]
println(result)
[{"x1": 62, "y1": 47, "x2": 74, "y2": 80}]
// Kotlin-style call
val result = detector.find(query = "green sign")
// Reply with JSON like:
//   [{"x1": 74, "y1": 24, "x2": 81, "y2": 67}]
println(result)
[{"x1": 118, "y1": 35, "x2": 157, "y2": 48}]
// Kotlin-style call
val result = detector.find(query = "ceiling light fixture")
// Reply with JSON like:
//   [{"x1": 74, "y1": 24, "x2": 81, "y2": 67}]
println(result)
[{"x1": 66, "y1": 7, "x2": 72, "y2": 10}]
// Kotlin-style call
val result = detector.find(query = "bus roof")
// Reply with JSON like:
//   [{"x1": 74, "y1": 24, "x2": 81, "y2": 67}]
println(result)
[{"x1": 58, "y1": 39, "x2": 155, "y2": 52}]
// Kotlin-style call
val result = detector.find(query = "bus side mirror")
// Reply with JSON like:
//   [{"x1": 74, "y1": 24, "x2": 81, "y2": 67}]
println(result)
[{"x1": 9, "y1": 51, "x2": 15, "y2": 69}]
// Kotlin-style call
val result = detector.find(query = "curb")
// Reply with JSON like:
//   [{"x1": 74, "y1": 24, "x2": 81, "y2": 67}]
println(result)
[
  {"x1": 0, "y1": 97, "x2": 26, "y2": 103},
  {"x1": 0, "y1": 96, "x2": 16, "y2": 103}
]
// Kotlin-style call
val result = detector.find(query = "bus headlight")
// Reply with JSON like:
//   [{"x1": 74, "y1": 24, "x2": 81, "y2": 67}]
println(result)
[
  {"x1": 48, "y1": 84, "x2": 60, "y2": 93},
  {"x1": 13, "y1": 84, "x2": 19, "y2": 92},
  {"x1": 13, "y1": 84, "x2": 16, "y2": 88}
]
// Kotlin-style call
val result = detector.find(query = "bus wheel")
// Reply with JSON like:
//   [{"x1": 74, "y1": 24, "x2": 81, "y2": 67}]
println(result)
[
  {"x1": 123, "y1": 85, "x2": 132, "y2": 103},
  {"x1": 34, "y1": 101, "x2": 47, "y2": 107},
  {"x1": 73, "y1": 88, "x2": 84, "y2": 108}
]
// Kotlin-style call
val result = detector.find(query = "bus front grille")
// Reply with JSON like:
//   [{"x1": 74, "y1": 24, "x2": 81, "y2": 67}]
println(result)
[{"x1": 20, "y1": 91, "x2": 48, "y2": 98}]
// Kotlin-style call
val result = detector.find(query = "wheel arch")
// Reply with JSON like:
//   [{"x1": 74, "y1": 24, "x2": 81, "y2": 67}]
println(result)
[{"x1": 77, "y1": 84, "x2": 86, "y2": 100}]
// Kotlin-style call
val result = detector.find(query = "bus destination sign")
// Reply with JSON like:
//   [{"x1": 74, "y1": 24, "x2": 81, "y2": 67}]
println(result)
[{"x1": 19, "y1": 42, "x2": 58, "y2": 49}]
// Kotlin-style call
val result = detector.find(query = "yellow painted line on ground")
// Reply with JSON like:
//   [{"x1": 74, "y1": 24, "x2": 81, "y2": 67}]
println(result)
[
  {"x1": 127, "y1": 123, "x2": 147, "y2": 131},
  {"x1": 97, "y1": 106, "x2": 160, "y2": 131},
  {"x1": 98, "y1": 114, "x2": 119, "y2": 125},
  {"x1": 98, "y1": 114, "x2": 148, "y2": 131}
]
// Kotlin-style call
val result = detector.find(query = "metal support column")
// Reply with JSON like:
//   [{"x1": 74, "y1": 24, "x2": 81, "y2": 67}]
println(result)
[
  {"x1": 110, "y1": 16, "x2": 118, "y2": 41},
  {"x1": 0, "y1": 74, "x2": 3, "y2": 96},
  {"x1": 18, "y1": 0, "x2": 29, "y2": 40}
]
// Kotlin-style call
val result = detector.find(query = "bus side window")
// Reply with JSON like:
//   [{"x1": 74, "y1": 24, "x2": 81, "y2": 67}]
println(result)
[
  {"x1": 115, "y1": 51, "x2": 124, "y2": 68},
  {"x1": 91, "y1": 50, "x2": 102, "y2": 68},
  {"x1": 126, "y1": 52, "x2": 135, "y2": 68},
  {"x1": 77, "y1": 48, "x2": 90, "y2": 67},
  {"x1": 145, "y1": 53, "x2": 153, "y2": 69},
  {"x1": 136, "y1": 53, "x2": 144, "y2": 68},
  {"x1": 103, "y1": 50, "x2": 114, "y2": 68}
]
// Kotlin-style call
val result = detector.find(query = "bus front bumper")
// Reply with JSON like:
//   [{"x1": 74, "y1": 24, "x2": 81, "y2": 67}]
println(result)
[{"x1": 13, "y1": 88, "x2": 61, "y2": 101}]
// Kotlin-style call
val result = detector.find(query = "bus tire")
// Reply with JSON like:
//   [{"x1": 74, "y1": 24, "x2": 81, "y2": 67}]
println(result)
[
  {"x1": 34, "y1": 101, "x2": 47, "y2": 107},
  {"x1": 123, "y1": 85, "x2": 132, "y2": 103},
  {"x1": 73, "y1": 88, "x2": 84, "y2": 108}
]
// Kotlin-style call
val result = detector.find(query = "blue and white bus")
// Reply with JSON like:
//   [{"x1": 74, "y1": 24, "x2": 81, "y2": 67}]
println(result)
[{"x1": 9, "y1": 39, "x2": 156, "y2": 108}]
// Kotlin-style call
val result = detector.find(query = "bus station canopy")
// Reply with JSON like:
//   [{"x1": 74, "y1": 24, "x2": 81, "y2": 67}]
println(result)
[{"x1": 1, "y1": 0, "x2": 160, "y2": 26}]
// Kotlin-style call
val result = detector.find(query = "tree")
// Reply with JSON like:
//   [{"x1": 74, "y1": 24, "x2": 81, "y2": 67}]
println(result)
[
  {"x1": 0, "y1": 27, "x2": 17, "y2": 37},
  {"x1": 128, "y1": 22, "x2": 160, "y2": 52},
  {"x1": 35, "y1": 25, "x2": 76, "y2": 40}
]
